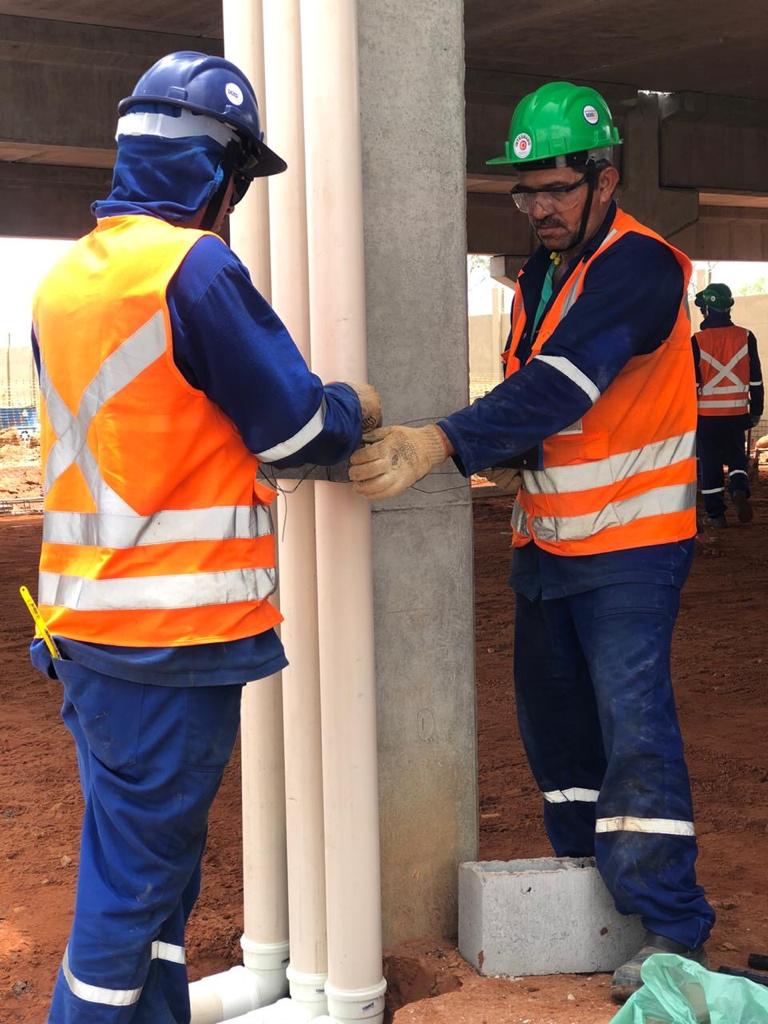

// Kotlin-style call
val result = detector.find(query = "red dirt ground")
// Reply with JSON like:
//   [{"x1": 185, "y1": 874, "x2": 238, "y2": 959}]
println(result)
[{"x1": 2, "y1": 483, "x2": 768, "y2": 1023}]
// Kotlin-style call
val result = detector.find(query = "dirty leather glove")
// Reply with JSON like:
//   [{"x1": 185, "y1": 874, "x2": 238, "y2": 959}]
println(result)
[
  {"x1": 482, "y1": 466, "x2": 522, "y2": 495},
  {"x1": 342, "y1": 382, "x2": 382, "y2": 432},
  {"x1": 349, "y1": 424, "x2": 452, "y2": 498}
]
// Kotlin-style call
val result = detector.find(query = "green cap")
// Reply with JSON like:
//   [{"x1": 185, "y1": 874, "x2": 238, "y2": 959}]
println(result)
[
  {"x1": 487, "y1": 81, "x2": 622, "y2": 169},
  {"x1": 695, "y1": 283, "x2": 734, "y2": 312}
]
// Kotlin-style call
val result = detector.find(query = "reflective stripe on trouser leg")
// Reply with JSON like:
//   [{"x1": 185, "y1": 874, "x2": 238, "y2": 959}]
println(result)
[
  {"x1": 513, "y1": 590, "x2": 607, "y2": 858},
  {"x1": 568, "y1": 583, "x2": 715, "y2": 949},
  {"x1": 49, "y1": 665, "x2": 243, "y2": 1023}
]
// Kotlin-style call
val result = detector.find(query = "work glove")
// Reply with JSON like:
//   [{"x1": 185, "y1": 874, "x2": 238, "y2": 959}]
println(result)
[
  {"x1": 343, "y1": 382, "x2": 383, "y2": 432},
  {"x1": 349, "y1": 424, "x2": 452, "y2": 498},
  {"x1": 482, "y1": 466, "x2": 522, "y2": 495}
]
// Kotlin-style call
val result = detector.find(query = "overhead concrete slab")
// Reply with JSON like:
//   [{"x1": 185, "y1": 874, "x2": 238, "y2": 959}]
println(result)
[{"x1": 464, "y1": 0, "x2": 768, "y2": 102}]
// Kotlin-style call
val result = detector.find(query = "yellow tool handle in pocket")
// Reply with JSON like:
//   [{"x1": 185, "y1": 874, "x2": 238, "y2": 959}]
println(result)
[{"x1": 19, "y1": 585, "x2": 60, "y2": 659}]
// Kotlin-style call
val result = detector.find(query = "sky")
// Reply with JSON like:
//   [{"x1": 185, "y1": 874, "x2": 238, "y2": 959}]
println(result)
[
  {"x1": 467, "y1": 256, "x2": 768, "y2": 316},
  {"x1": 1, "y1": 238, "x2": 767, "y2": 343},
  {"x1": 0, "y1": 238, "x2": 74, "y2": 347}
]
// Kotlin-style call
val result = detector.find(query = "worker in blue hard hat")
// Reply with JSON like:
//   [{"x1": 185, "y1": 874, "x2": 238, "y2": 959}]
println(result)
[
  {"x1": 693, "y1": 282, "x2": 763, "y2": 528},
  {"x1": 31, "y1": 51, "x2": 380, "y2": 1024}
]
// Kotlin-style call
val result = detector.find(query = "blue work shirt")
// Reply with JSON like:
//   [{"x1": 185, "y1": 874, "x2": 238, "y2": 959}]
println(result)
[
  {"x1": 31, "y1": 203, "x2": 362, "y2": 685},
  {"x1": 439, "y1": 203, "x2": 695, "y2": 599}
]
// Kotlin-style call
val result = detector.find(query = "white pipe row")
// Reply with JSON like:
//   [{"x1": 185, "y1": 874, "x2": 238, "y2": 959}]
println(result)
[{"x1": 190, "y1": 2, "x2": 385, "y2": 1023}]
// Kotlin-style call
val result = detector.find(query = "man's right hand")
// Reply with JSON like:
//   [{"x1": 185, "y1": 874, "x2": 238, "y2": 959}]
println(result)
[{"x1": 344, "y1": 382, "x2": 382, "y2": 432}]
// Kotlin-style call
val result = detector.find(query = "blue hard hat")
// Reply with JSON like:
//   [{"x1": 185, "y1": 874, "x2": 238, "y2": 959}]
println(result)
[{"x1": 118, "y1": 51, "x2": 286, "y2": 178}]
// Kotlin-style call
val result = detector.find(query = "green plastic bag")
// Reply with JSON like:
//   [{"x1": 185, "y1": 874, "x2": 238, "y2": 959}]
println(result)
[{"x1": 609, "y1": 953, "x2": 768, "y2": 1024}]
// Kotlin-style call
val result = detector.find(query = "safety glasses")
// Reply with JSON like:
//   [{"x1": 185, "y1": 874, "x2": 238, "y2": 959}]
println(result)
[{"x1": 510, "y1": 176, "x2": 588, "y2": 213}]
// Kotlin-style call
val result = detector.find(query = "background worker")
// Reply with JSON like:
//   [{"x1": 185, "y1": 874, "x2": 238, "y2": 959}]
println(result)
[
  {"x1": 693, "y1": 282, "x2": 763, "y2": 527},
  {"x1": 30, "y1": 51, "x2": 380, "y2": 1024},
  {"x1": 350, "y1": 82, "x2": 714, "y2": 1003}
]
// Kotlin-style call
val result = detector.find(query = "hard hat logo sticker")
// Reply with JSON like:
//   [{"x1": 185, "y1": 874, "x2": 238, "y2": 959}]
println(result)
[
  {"x1": 513, "y1": 132, "x2": 533, "y2": 159},
  {"x1": 225, "y1": 82, "x2": 244, "y2": 106},
  {"x1": 583, "y1": 105, "x2": 599, "y2": 125}
]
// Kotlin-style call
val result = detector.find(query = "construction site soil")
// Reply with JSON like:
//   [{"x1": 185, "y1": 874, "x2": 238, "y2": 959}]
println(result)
[{"x1": 2, "y1": 479, "x2": 767, "y2": 1023}]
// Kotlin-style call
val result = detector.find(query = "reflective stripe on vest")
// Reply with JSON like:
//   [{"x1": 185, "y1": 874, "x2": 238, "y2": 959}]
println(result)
[
  {"x1": 523, "y1": 481, "x2": 696, "y2": 544},
  {"x1": 41, "y1": 312, "x2": 165, "y2": 514},
  {"x1": 43, "y1": 504, "x2": 272, "y2": 548},
  {"x1": 39, "y1": 566, "x2": 276, "y2": 612},
  {"x1": 521, "y1": 430, "x2": 696, "y2": 496}
]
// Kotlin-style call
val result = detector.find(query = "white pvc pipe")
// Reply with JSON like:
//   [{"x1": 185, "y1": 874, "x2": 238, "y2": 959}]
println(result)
[
  {"x1": 263, "y1": 0, "x2": 329, "y2": 1018},
  {"x1": 223, "y1": 0, "x2": 289, "y2": 965},
  {"x1": 190, "y1": 4, "x2": 290, "y2": 1023},
  {"x1": 301, "y1": 2, "x2": 386, "y2": 1022},
  {"x1": 222, "y1": 0, "x2": 271, "y2": 296}
]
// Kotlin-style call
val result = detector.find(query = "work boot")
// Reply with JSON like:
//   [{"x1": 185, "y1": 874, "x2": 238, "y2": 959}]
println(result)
[
  {"x1": 611, "y1": 931, "x2": 708, "y2": 1004},
  {"x1": 707, "y1": 515, "x2": 728, "y2": 529},
  {"x1": 733, "y1": 490, "x2": 754, "y2": 523}
]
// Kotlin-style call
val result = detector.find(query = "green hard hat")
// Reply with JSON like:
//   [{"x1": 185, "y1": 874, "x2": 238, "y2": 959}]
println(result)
[
  {"x1": 487, "y1": 81, "x2": 622, "y2": 169},
  {"x1": 695, "y1": 283, "x2": 734, "y2": 311}
]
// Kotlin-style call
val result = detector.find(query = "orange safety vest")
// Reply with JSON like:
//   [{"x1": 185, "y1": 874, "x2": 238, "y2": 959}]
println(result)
[
  {"x1": 506, "y1": 208, "x2": 697, "y2": 556},
  {"x1": 33, "y1": 214, "x2": 281, "y2": 646},
  {"x1": 694, "y1": 325, "x2": 750, "y2": 416}
]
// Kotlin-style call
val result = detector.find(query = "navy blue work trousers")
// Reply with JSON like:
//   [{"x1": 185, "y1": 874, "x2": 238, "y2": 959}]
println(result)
[
  {"x1": 47, "y1": 659, "x2": 243, "y2": 1024},
  {"x1": 697, "y1": 415, "x2": 749, "y2": 519},
  {"x1": 514, "y1": 582, "x2": 715, "y2": 949}
]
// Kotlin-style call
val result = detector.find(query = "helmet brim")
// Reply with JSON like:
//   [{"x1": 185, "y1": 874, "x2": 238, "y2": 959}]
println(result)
[{"x1": 249, "y1": 142, "x2": 287, "y2": 178}]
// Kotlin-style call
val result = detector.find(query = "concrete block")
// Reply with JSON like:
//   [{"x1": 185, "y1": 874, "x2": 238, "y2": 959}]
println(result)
[{"x1": 459, "y1": 857, "x2": 645, "y2": 977}]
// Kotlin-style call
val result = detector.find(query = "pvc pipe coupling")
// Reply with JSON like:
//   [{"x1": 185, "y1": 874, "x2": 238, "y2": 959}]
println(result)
[
  {"x1": 286, "y1": 965, "x2": 328, "y2": 1016},
  {"x1": 321, "y1": 979, "x2": 387, "y2": 1024}
]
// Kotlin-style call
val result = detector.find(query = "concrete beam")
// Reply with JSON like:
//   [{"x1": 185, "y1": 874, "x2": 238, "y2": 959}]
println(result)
[
  {"x1": 0, "y1": 2, "x2": 222, "y2": 37},
  {"x1": 0, "y1": 162, "x2": 109, "y2": 238},
  {"x1": 662, "y1": 120, "x2": 768, "y2": 196},
  {"x1": 670, "y1": 205, "x2": 768, "y2": 262},
  {"x1": 467, "y1": 192, "x2": 532, "y2": 256},
  {"x1": 0, "y1": 14, "x2": 222, "y2": 153}
]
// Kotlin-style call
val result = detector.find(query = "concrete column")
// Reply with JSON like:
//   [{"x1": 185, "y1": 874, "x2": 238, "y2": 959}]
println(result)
[{"x1": 356, "y1": 0, "x2": 478, "y2": 946}]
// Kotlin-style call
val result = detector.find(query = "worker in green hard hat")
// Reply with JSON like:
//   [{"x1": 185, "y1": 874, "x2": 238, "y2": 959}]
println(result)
[
  {"x1": 350, "y1": 81, "x2": 713, "y2": 1002},
  {"x1": 486, "y1": 79, "x2": 623, "y2": 258},
  {"x1": 693, "y1": 281, "x2": 763, "y2": 527}
]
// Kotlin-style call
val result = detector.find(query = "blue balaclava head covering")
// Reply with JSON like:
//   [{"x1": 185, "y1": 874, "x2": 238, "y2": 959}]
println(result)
[{"x1": 92, "y1": 102, "x2": 239, "y2": 224}]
